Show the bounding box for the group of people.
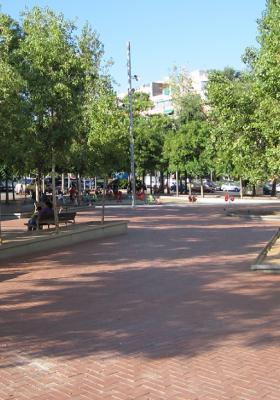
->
[27,200,54,231]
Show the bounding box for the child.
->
[27,204,42,231]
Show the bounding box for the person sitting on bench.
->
[39,200,54,219]
[27,200,54,231]
[27,203,41,231]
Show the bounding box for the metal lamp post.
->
[127,41,136,207]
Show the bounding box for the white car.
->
[221,182,240,192]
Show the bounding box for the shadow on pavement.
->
[0,205,279,367]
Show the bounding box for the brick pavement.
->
[1,204,280,399]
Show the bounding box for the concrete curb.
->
[251,228,280,273]
[0,220,128,261]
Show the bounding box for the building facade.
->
[135,70,208,115]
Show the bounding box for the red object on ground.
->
[136,192,145,201]
[189,195,197,203]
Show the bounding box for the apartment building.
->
[135,70,208,115]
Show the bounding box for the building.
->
[134,70,208,116]
[118,70,208,116]
[188,70,208,100]
[136,81,174,115]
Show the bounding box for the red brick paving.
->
[1,204,280,399]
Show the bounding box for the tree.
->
[134,113,172,191]
[0,13,29,203]
[66,23,111,201]
[253,0,280,193]
[169,65,206,123]
[164,68,210,194]
[87,87,128,221]
[163,120,211,195]
[17,7,90,225]
[207,68,266,191]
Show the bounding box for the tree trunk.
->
[37,171,42,202]
[52,149,59,232]
[0,194,2,244]
[189,178,192,196]
[35,177,39,203]
[12,179,15,201]
[200,177,204,197]
[167,173,170,194]
[240,177,243,199]
[252,184,256,197]
[101,177,106,224]
[77,173,81,205]
[61,173,65,193]
[24,176,27,203]
[150,175,153,194]
[271,178,277,196]
[159,170,164,193]
[42,175,45,194]
[5,176,9,204]
[176,170,179,197]
[35,179,38,202]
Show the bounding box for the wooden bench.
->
[25,212,76,230]
[38,212,76,229]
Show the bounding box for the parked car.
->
[170,183,185,193]
[221,182,240,192]
[213,182,222,191]
[191,183,215,193]
[262,182,280,195]
[0,180,13,192]
[203,180,221,192]
[263,183,272,195]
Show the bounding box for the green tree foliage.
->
[67,24,110,179]
[164,67,210,182]
[18,7,84,172]
[207,68,265,183]
[256,0,280,99]
[0,5,130,198]
[87,87,129,177]
[134,113,172,179]
[169,66,206,123]
[122,91,153,115]
[0,13,29,192]
[254,0,280,182]
[164,121,210,176]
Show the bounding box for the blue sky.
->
[1,0,266,92]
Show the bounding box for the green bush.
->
[118,179,128,189]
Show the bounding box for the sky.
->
[1,0,266,92]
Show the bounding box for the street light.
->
[127,41,136,207]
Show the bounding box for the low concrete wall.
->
[251,228,280,273]
[0,221,128,261]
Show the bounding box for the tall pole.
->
[127,41,136,207]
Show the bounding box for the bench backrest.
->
[58,212,76,221]
[38,212,76,222]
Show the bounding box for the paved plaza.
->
[1,203,280,399]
